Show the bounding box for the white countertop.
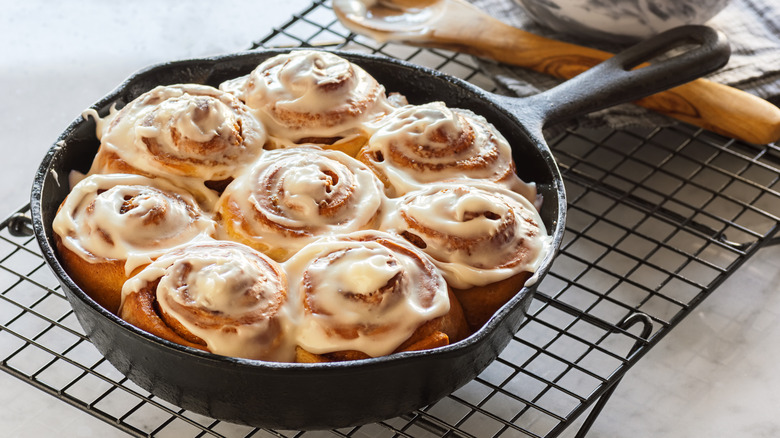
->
[1,1,778,437]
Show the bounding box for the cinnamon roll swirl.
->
[358,102,531,198]
[283,230,469,362]
[220,50,399,156]
[381,181,551,329]
[216,146,386,261]
[120,240,294,362]
[52,174,217,313]
[88,84,267,204]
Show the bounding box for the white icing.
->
[218,146,386,259]
[82,107,110,138]
[381,181,551,289]
[220,50,396,140]
[52,173,216,274]
[283,231,450,357]
[122,241,294,362]
[335,251,402,296]
[361,101,535,199]
[281,164,338,218]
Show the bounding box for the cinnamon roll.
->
[220,50,400,156]
[381,181,551,329]
[52,174,217,313]
[88,83,267,204]
[216,146,386,261]
[358,102,532,198]
[120,240,294,362]
[283,230,469,362]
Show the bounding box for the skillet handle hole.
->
[625,40,705,71]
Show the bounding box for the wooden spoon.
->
[333,0,780,144]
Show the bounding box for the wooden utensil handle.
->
[433,5,780,144]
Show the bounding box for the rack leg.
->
[574,312,653,438]
[7,212,33,237]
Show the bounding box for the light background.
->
[1,1,778,436]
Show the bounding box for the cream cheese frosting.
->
[359,101,535,199]
[283,230,451,357]
[220,50,396,142]
[88,83,267,187]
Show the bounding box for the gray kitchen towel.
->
[469,0,780,138]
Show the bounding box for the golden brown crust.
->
[56,235,129,315]
[452,271,533,331]
[120,283,208,351]
[216,198,290,261]
[91,144,236,198]
[317,133,370,158]
[90,148,141,176]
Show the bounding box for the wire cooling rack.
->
[2,1,779,436]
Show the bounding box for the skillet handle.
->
[504,25,731,129]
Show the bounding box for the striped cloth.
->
[470,0,780,137]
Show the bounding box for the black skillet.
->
[31,25,729,430]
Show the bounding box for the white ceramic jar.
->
[516,0,731,42]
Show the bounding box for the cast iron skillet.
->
[31,25,729,430]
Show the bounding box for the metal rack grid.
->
[1,1,779,436]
